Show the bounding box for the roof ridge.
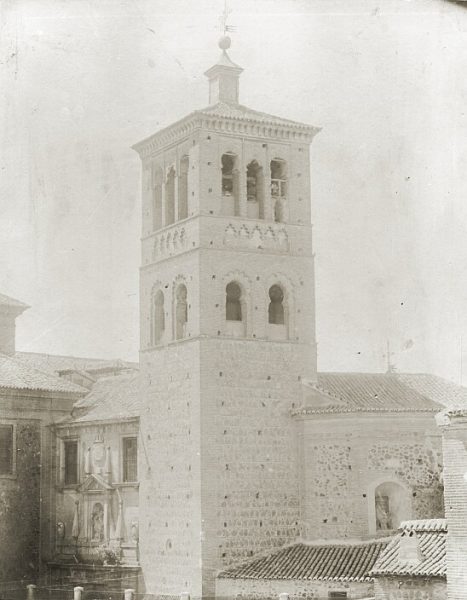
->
[16,350,136,363]
[196,101,317,129]
[0,353,87,394]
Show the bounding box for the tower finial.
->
[218,0,235,52]
[205,3,243,105]
[220,0,235,35]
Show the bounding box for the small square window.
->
[64,440,78,485]
[123,437,138,482]
[0,425,14,475]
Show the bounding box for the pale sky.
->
[1,0,466,382]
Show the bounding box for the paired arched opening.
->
[222,281,290,339]
[175,283,188,340]
[219,154,289,221]
[151,157,191,233]
[151,289,165,345]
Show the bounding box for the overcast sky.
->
[1,0,466,382]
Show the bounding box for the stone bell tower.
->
[133,37,320,599]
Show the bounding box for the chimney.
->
[0,293,29,355]
[398,530,424,563]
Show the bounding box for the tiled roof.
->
[0,353,86,394]
[196,102,316,130]
[218,541,388,582]
[133,101,319,154]
[67,372,141,423]
[396,373,467,411]
[293,372,466,415]
[0,293,29,312]
[15,352,138,378]
[370,519,446,578]
[399,519,447,532]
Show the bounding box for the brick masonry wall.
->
[216,576,374,600]
[374,577,446,600]
[439,414,467,600]
[0,419,41,585]
[200,338,315,598]
[139,341,203,598]
[298,414,444,540]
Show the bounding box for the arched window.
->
[151,289,165,345]
[175,284,187,340]
[178,157,189,220]
[374,482,410,532]
[271,159,287,223]
[221,154,239,216]
[246,160,264,219]
[165,167,176,226]
[270,159,287,197]
[226,282,242,321]
[153,167,163,231]
[268,285,285,324]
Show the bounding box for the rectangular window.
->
[0,425,13,475]
[122,437,138,482]
[64,440,78,485]
[328,593,347,600]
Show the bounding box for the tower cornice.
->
[132,103,320,160]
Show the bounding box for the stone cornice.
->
[132,109,320,160]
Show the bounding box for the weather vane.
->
[220,0,236,35]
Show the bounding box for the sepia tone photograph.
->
[1,1,466,599]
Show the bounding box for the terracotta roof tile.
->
[218,541,388,582]
[370,519,446,578]
[0,353,86,394]
[66,372,141,423]
[293,372,467,415]
[15,352,138,377]
[396,373,467,411]
[197,102,316,130]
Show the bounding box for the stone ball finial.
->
[218,35,231,50]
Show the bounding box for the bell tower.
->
[133,37,320,599]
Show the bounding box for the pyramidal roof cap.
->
[204,49,243,77]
